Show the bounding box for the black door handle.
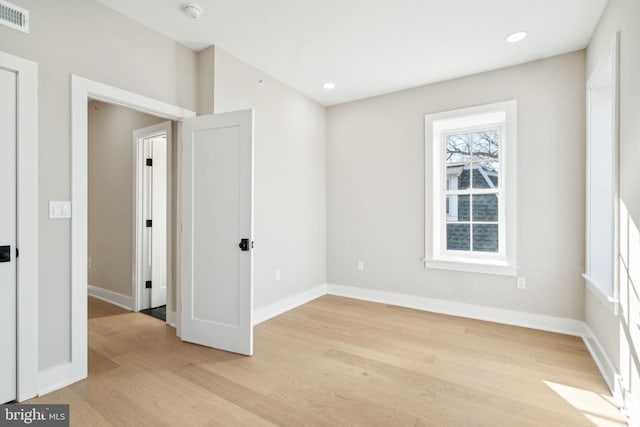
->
[0,246,10,263]
[238,239,252,251]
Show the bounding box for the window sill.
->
[582,274,619,315]
[423,257,518,277]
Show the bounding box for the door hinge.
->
[145,280,152,289]
[15,247,18,258]
[146,158,153,166]
[146,219,152,227]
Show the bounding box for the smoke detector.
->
[182,4,203,19]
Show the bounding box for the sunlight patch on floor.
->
[543,381,627,426]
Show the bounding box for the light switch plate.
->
[49,201,72,219]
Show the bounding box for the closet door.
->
[0,67,17,403]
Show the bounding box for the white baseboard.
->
[252,282,585,336]
[88,285,133,311]
[582,325,638,426]
[38,363,82,396]
[253,284,327,325]
[582,325,617,391]
[326,284,585,336]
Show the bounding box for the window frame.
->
[441,124,504,259]
[583,32,620,313]
[424,101,517,276]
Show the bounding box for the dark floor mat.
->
[140,305,166,321]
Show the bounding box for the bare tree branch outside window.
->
[446,130,499,173]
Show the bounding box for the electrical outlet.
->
[88,257,92,269]
[275,270,281,281]
[357,261,364,272]
[516,277,526,289]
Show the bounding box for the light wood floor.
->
[28,296,625,426]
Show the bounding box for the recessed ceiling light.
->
[506,31,527,43]
[323,82,336,90]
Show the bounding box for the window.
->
[584,33,619,306]
[425,101,517,276]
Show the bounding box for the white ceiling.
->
[96,0,607,106]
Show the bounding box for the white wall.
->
[88,101,167,299]
[586,0,640,419]
[212,47,327,309]
[0,0,198,371]
[327,51,586,320]
[197,47,215,115]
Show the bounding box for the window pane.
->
[457,166,470,190]
[473,224,499,252]
[447,224,470,251]
[471,129,499,162]
[446,194,469,222]
[445,131,470,190]
[472,161,499,189]
[445,166,469,190]
[472,194,498,221]
[446,134,471,163]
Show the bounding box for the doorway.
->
[71,76,197,383]
[134,121,171,321]
[88,102,174,324]
[71,75,255,390]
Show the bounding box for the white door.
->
[0,67,17,403]
[134,122,170,310]
[181,110,254,356]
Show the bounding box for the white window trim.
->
[584,32,620,315]
[424,100,517,276]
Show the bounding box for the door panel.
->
[150,135,167,308]
[193,127,241,325]
[0,67,17,403]
[134,121,170,311]
[181,110,253,356]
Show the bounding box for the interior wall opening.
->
[87,100,178,324]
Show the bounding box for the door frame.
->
[133,121,172,314]
[71,75,195,384]
[0,50,38,401]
